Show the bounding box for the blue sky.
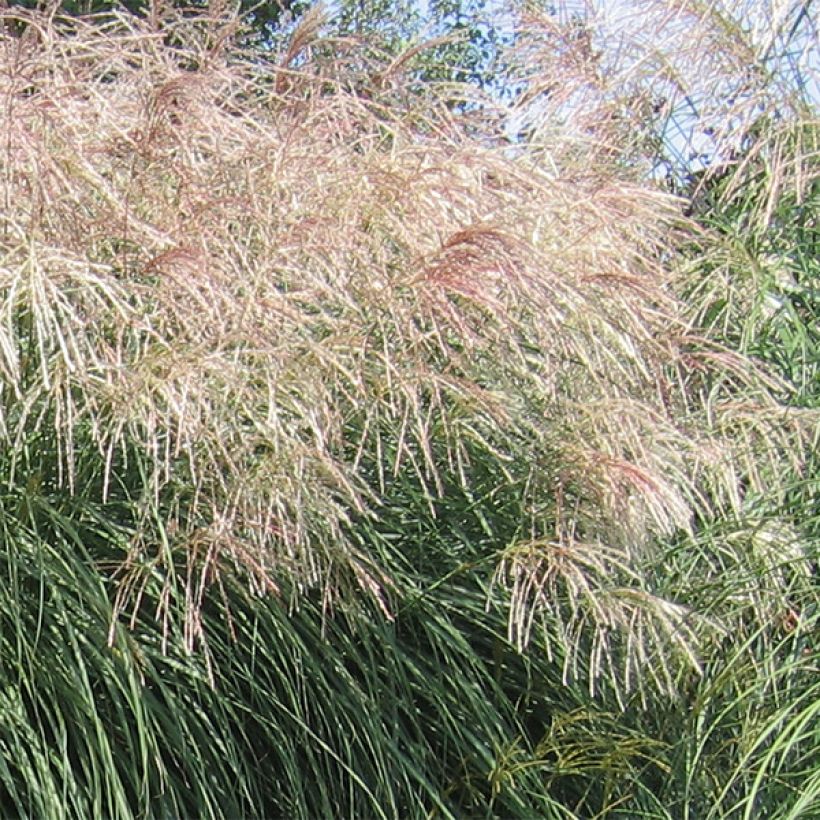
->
[317,0,817,175]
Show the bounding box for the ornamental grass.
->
[0,2,816,816]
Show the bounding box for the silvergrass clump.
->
[0,2,817,818]
[0,2,811,694]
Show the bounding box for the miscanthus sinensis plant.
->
[500,4,819,815]
[0,1,815,817]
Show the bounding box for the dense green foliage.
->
[0,1,816,818]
